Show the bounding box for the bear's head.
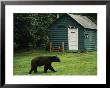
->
[49,56,61,62]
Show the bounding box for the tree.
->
[14,13,57,49]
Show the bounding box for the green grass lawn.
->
[13,49,97,75]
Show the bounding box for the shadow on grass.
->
[30,70,56,75]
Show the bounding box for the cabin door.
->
[68,28,78,50]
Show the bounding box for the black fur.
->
[29,56,60,74]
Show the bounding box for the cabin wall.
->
[48,14,97,51]
[48,15,69,50]
[48,26,68,50]
[84,29,97,51]
[78,28,85,51]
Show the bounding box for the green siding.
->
[78,28,85,51]
[49,27,68,50]
[84,29,97,51]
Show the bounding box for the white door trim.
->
[68,28,78,50]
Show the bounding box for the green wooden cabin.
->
[48,14,97,52]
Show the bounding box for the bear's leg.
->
[44,65,49,73]
[49,66,56,72]
[29,68,34,74]
[34,67,37,73]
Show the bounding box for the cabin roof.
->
[67,13,97,29]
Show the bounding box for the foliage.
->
[14,13,57,49]
[13,50,97,75]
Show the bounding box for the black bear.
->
[29,56,60,74]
